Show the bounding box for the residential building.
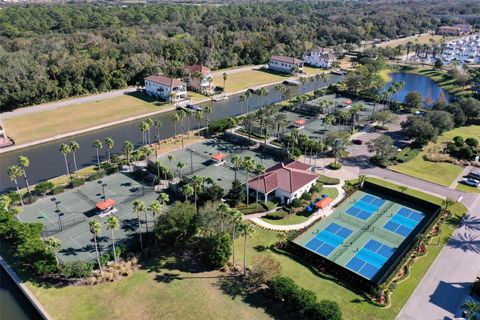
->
[268,55,303,74]
[303,47,336,68]
[144,75,187,101]
[248,160,318,204]
[183,64,215,94]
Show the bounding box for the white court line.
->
[69,234,95,259]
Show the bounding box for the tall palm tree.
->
[204,104,213,136]
[69,140,80,173]
[273,113,288,139]
[92,140,103,169]
[132,200,145,250]
[89,220,103,274]
[106,216,120,264]
[239,94,246,115]
[167,155,175,174]
[145,118,154,144]
[139,121,149,145]
[181,184,194,201]
[239,222,254,276]
[228,209,242,269]
[171,113,180,138]
[177,110,188,135]
[157,192,169,206]
[314,73,321,91]
[189,175,205,210]
[154,120,163,145]
[255,163,266,203]
[59,143,71,178]
[324,114,336,134]
[105,137,114,163]
[17,155,32,202]
[274,84,285,101]
[194,110,204,131]
[332,138,344,165]
[241,156,256,206]
[176,161,187,179]
[231,154,243,180]
[242,113,256,145]
[7,165,24,206]
[148,200,162,245]
[244,90,252,114]
[299,76,307,94]
[257,88,269,107]
[222,72,228,93]
[123,140,134,164]
[350,104,364,131]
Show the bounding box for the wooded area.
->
[0,0,478,111]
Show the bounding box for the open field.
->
[213,69,288,93]
[23,177,467,320]
[377,33,452,48]
[303,66,329,75]
[391,126,480,186]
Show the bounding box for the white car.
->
[462,177,480,187]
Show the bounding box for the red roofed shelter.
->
[248,160,318,204]
[294,119,306,128]
[211,153,227,163]
[343,99,352,105]
[96,199,116,212]
[315,197,333,209]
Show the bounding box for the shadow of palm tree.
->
[447,232,480,253]
[461,214,480,232]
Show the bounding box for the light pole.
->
[181,127,185,149]
[141,168,147,195]
[97,180,107,200]
[206,118,209,138]
[51,197,63,231]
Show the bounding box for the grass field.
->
[377,33,453,48]
[455,183,480,193]
[391,126,480,186]
[24,178,467,320]
[303,66,329,75]
[414,68,472,97]
[213,69,288,93]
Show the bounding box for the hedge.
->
[52,185,65,195]
[317,175,340,185]
[395,147,420,163]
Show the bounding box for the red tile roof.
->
[315,197,333,208]
[248,160,317,194]
[294,119,306,125]
[184,64,211,74]
[145,75,186,87]
[270,55,303,65]
[211,153,227,161]
[96,199,116,211]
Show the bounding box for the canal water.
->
[384,72,452,106]
[0,74,342,192]
[0,266,42,320]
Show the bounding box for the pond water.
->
[384,72,452,106]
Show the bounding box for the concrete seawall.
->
[0,256,52,320]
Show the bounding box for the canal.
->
[0,74,343,193]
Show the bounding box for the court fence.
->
[41,216,87,237]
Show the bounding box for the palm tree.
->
[239,94,246,115]
[231,154,243,180]
[274,84,285,101]
[59,143,71,178]
[314,73,321,91]
[157,192,169,206]
[154,120,163,145]
[241,156,256,206]
[123,140,134,164]
[145,118,154,144]
[92,140,103,170]
[132,200,145,250]
[44,236,61,266]
[148,201,162,245]
[332,138,344,165]
[257,87,269,107]
[177,110,188,135]
[69,140,80,173]
[17,155,32,202]
[169,91,177,106]
[8,165,24,206]
[255,163,266,203]
[239,222,254,276]
[324,114,336,135]
[244,90,252,114]
[204,105,213,136]
[139,121,149,145]
[105,137,114,162]
[189,175,205,210]
[167,154,175,174]
[181,184,194,201]
[273,113,288,139]
[299,76,307,94]
[171,113,180,138]
[242,113,256,145]
[176,161,187,179]
[106,216,120,264]
[228,209,242,269]
[350,104,364,131]
[89,220,103,274]
[194,110,204,131]
[222,72,228,93]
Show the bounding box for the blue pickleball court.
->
[384,207,424,237]
[345,239,395,280]
[305,223,353,257]
[345,194,386,221]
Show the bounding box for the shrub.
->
[291,198,302,208]
[292,148,302,158]
[101,162,119,175]
[208,118,231,134]
[309,183,321,193]
[268,276,297,302]
[395,147,420,163]
[453,136,464,146]
[317,175,339,185]
[300,192,311,201]
[202,231,232,268]
[60,261,94,279]
[88,169,106,181]
[52,185,65,195]
[304,300,342,320]
[264,201,277,211]
[249,254,282,287]
[328,162,342,170]
[70,177,85,188]
[465,138,479,148]
[100,252,111,267]
[265,210,288,220]
[34,181,54,196]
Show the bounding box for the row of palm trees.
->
[7,155,32,206]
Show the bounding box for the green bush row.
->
[317,175,340,185]
[395,147,420,163]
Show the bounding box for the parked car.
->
[352,139,363,145]
[462,177,480,187]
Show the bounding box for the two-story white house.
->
[268,55,304,74]
[183,64,215,95]
[248,160,318,204]
[303,47,337,68]
[144,75,188,101]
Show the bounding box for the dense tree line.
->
[1,1,479,111]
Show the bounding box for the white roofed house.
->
[144,75,187,102]
[268,55,304,74]
[303,47,337,68]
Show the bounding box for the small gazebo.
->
[211,153,227,165]
[96,199,116,214]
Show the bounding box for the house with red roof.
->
[144,75,187,101]
[248,160,318,204]
[183,64,214,94]
[268,55,304,74]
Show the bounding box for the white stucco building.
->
[248,160,318,204]
[268,55,304,74]
[183,64,215,94]
[441,34,480,65]
[303,47,336,68]
[144,75,188,101]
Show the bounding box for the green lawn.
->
[213,69,288,93]
[456,183,480,193]
[22,178,467,320]
[415,68,472,97]
[391,126,480,186]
